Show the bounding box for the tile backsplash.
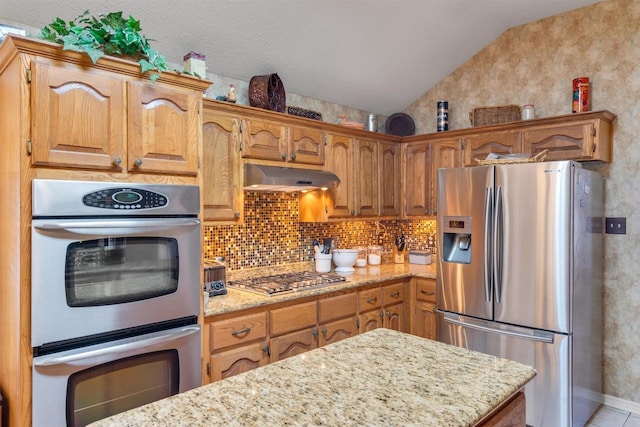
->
[203,191,436,271]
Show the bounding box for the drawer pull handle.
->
[366,297,378,304]
[231,327,251,336]
[421,290,436,295]
[390,291,400,298]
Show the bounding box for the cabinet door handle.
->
[379,311,384,318]
[134,158,143,167]
[321,328,328,335]
[421,290,436,295]
[234,211,241,218]
[231,327,251,336]
[290,153,296,161]
[366,297,378,304]
[312,328,319,337]
[390,291,400,298]
[281,153,287,160]
[113,157,122,166]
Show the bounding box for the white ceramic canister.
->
[522,104,535,120]
[315,253,332,273]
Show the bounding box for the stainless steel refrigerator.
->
[436,161,603,427]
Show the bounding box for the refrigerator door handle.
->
[441,311,554,343]
[493,186,504,303]
[484,187,494,302]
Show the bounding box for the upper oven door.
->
[31,217,201,347]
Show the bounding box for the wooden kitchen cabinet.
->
[462,130,522,166]
[207,312,269,382]
[241,118,325,165]
[201,104,244,223]
[269,301,318,362]
[353,138,379,217]
[412,278,437,341]
[403,141,431,217]
[30,59,205,175]
[318,292,358,346]
[430,139,463,216]
[378,141,402,217]
[324,134,354,218]
[358,282,406,333]
[522,118,613,162]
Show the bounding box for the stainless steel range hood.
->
[244,164,340,192]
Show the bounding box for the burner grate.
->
[228,271,346,296]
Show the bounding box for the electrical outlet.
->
[605,217,626,234]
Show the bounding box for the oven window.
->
[65,237,179,306]
[67,350,179,427]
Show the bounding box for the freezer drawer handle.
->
[442,314,554,343]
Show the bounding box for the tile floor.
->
[586,405,640,427]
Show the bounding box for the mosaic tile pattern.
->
[203,191,436,271]
[403,0,640,405]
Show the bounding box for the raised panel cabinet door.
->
[127,80,201,175]
[463,130,522,166]
[431,140,463,216]
[354,139,379,217]
[202,108,243,222]
[522,122,598,161]
[383,302,404,332]
[210,342,269,382]
[414,301,437,340]
[359,310,383,333]
[404,141,431,217]
[379,141,401,216]
[269,328,319,362]
[241,118,287,161]
[325,134,353,218]
[319,317,358,347]
[289,126,325,165]
[30,59,126,169]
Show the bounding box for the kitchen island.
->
[89,328,535,426]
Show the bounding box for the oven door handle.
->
[33,326,200,367]
[34,218,200,233]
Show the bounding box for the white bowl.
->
[332,249,358,272]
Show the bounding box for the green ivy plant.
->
[40,10,167,82]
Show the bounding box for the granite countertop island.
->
[89,328,536,427]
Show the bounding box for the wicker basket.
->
[475,149,548,166]
[469,105,522,127]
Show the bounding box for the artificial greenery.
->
[40,10,167,82]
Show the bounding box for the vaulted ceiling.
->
[1,0,600,115]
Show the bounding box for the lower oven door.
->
[32,323,201,427]
[31,217,200,347]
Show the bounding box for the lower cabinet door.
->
[383,302,405,332]
[210,342,269,382]
[414,301,437,340]
[319,317,358,347]
[359,310,384,333]
[269,328,318,362]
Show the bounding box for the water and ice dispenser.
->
[441,216,472,264]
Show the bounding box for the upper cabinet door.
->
[30,60,126,170]
[201,107,244,223]
[378,141,401,217]
[522,120,610,162]
[325,134,353,218]
[127,80,201,175]
[404,141,431,217]
[463,130,522,166]
[288,126,325,165]
[354,138,378,217]
[241,118,287,161]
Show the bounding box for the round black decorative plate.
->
[385,113,415,136]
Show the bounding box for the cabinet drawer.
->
[210,312,268,351]
[270,301,317,336]
[383,282,404,304]
[415,279,436,303]
[318,292,357,324]
[359,287,383,311]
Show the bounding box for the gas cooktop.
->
[227,271,347,296]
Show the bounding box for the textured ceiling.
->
[1,0,599,115]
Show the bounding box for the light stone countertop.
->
[89,328,536,427]
[205,262,437,317]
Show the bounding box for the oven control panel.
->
[83,188,168,210]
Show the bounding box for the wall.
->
[404,0,640,407]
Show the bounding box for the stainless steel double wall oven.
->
[31,179,202,427]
